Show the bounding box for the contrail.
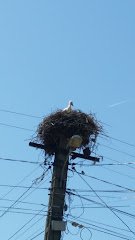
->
[109,100,128,108]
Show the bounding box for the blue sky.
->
[0,1,135,240]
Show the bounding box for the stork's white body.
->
[63,101,73,113]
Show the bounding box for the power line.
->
[67,217,135,240]
[76,171,135,237]
[0,183,34,218]
[0,166,40,203]
[30,230,44,240]
[0,209,46,216]
[0,167,50,218]
[68,188,130,193]
[0,205,47,212]
[101,134,135,148]
[13,213,45,240]
[0,122,33,132]
[0,109,42,119]
[74,162,135,166]
[101,143,135,159]
[6,170,50,240]
[79,172,135,192]
[0,184,49,190]
[71,216,132,233]
[103,155,135,172]
[7,207,46,240]
[101,165,135,181]
[0,198,46,207]
[24,227,44,240]
[68,191,135,220]
[0,157,40,164]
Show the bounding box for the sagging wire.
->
[75,170,135,237]
[29,230,44,240]
[33,165,51,185]
[13,212,46,240]
[67,220,92,240]
[69,189,85,220]
[66,222,80,236]
[7,167,51,240]
[32,154,52,185]
[101,165,135,181]
[24,227,44,240]
[70,192,135,220]
[0,167,50,219]
[78,172,135,192]
[70,215,132,233]
[7,207,46,240]
[101,143,135,159]
[80,227,93,240]
[67,216,135,240]
[0,166,40,204]
[20,169,51,203]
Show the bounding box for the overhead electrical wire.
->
[7,207,46,240]
[0,122,33,132]
[72,216,133,233]
[101,165,135,181]
[0,206,47,214]
[69,193,135,240]
[0,182,35,218]
[0,198,47,207]
[0,109,42,119]
[0,209,46,216]
[6,170,51,240]
[75,162,135,166]
[24,227,44,240]
[0,166,40,203]
[67,217,135,240]
[0,184,49,190]
[101,143,135,159]
[0,167,50,218]
[75,170,135,237]
[67,191,135,220]
[103,155,135,172]
[100,133,135,148]
[70,205,129,209]
[68,188,130,193]
[13,214,45,240]
[0,157,40,164]
[29,230,44,240]
[77,172,135,192]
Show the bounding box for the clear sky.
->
[0,1,135,240]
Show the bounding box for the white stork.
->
[63,100,73,113]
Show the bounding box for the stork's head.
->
[69,100,73,106]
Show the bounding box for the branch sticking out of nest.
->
[36,110,102,155]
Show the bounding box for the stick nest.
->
[36,110,102,155]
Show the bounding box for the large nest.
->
[36,110,102,155]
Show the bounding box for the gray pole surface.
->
[44,140,69,240]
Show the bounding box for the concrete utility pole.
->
[44,147,69,240]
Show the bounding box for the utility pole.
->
[29,105,101,240]
[29,140,70,240]
[44,138,69,240]
[29,141,100,240]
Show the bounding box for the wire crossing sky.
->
[0,1,135,240]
